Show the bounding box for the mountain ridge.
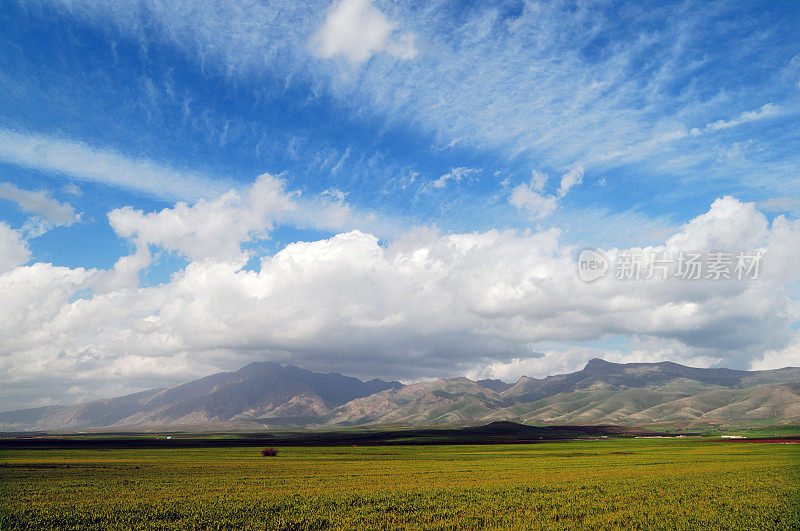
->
[2,358,799,432]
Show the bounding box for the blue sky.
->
[1,0,800,409]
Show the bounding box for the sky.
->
[1,0,800,410]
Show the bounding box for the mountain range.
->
[2,359,799,432]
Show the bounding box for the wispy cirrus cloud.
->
[31,0,799,200]
[701,103,779,134]
[0,129,228,202]
[431,167,480,189]
[595,103,782,164]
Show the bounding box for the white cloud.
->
[666,196,769,252]
[0,182,78,226]
[0,129,227,202]
[0,223,30,273]
[557,166,584,198]
[0,182,80,237]
[597,104,781,165]
[310,0,417,65]
[467,337,724,382]
[700,103,778,133]
[318,187,349,202]
[108,173,295,263]
[759,197,800,216]
[510,167,582,220]
[509,183,557,220]
[431,167,479,189]
[528,170,548,193]
[752,332,800,371]
[93,244,153,292]
[63,183,82,196]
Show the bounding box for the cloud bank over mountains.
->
[1,176,799,411]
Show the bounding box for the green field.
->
[1,439,798,530]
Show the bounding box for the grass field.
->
[1,438,799,530]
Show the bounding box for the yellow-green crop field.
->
[1,439,798,530]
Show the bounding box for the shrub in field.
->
[261,448,278,457]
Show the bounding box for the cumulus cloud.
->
[466,337,723,383]
[0,223,30,273]
[108,173,295,263]
[0,182,80,237]
[509,182,557,220]
[310,0,417,65]
[1,193,800,410]
[666,196,769,252]
[0,182,78,226]
[752,332,800,371]
[510,167,582,219]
